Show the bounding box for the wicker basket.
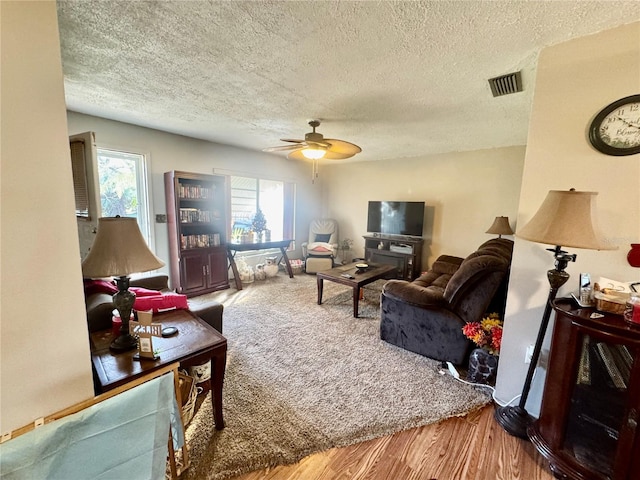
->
[178,372,197,426]
[594,286,629,316]
[284,259,305,275]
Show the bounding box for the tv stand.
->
[363,235,423,280]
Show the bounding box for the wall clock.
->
[588,94,640,156]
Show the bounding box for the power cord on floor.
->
[439,361,522,407]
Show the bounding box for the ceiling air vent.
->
[488,71,523,97]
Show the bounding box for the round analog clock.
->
[589,94,640,156]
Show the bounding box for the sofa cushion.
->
[382,280,446,308]
[444,253,509,304]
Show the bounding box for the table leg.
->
[317,277,324,304]
[280,247,294,278]
[352,287,360,317]
[226,247,242,290]
[210,347,227,430]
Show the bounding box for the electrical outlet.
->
[155,214,167,223]
[525,344,534,364]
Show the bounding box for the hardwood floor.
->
[230,405,553,480]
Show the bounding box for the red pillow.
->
[83,279,118,296]
[134,293,188,313]
[310,245,331,252]
[130,287,163,297]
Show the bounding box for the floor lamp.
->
[494,189,615,439]
[82,217,165,351]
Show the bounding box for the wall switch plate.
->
[155,214,167,223]
[525,344,534,364]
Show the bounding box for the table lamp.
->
[82,217,165,351]
[485,216,514,238]
[494,189,615,439]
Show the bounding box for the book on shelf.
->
[577,336,591,385]
[180,233,221,249]
[179,208,212,223]
[178,184,215,199]
[594,342,628,390]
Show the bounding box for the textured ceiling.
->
[57,1,640,162]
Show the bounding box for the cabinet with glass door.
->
[529,299,640,480]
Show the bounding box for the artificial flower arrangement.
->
[462,313,503,356]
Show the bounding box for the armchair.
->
[380,238,513,364]
[301,218,338,273]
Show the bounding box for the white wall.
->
[1,1,94,433]
[496,22,640,416]
[322,146,526,269]
[66,112,325,282]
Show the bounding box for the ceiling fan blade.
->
[324,150,355,160]
[280,138,305,143]
[263,144,302,152]
[324,139,362,156]
[287,149,353,161]
[305,140,331,148]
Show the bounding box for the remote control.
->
[341,273,355,279]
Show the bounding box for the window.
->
[96,148,152,245]
[230,176,295,243]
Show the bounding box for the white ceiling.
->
[57,1,640,163]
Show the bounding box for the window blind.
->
[70,140,89,218]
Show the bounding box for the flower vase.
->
[467,348,498,385]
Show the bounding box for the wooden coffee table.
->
[317,262,397,317]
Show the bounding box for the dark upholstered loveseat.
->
[380,238,513,365]
[85,274,223,334]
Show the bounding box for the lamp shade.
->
[517,189,615,250]
[82,217,165,278]
[301,146,327,160]
[486,216,514,236]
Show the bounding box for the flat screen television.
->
[366,201,425,237]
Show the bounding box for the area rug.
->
[183,274,491,479]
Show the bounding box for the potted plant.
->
[251,209,267,242]
[462,313,503,384]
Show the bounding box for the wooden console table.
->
[226,239,293,290]
[363,235,423,280]
[90,309,227,430]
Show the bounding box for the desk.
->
[226,239,293,290]
[91,309,227,430]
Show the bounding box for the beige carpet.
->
[183,274,490,479]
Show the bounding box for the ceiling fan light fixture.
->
[301,146,327,160]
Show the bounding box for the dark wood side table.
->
[317,262,396,317]
[226,239,293,290]
[91,309,227,430]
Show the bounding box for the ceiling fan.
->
[263,120,362,162]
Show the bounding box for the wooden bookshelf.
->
[165,171,230,297]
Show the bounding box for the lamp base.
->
[494,405,533,440]
[110,332,138,352]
